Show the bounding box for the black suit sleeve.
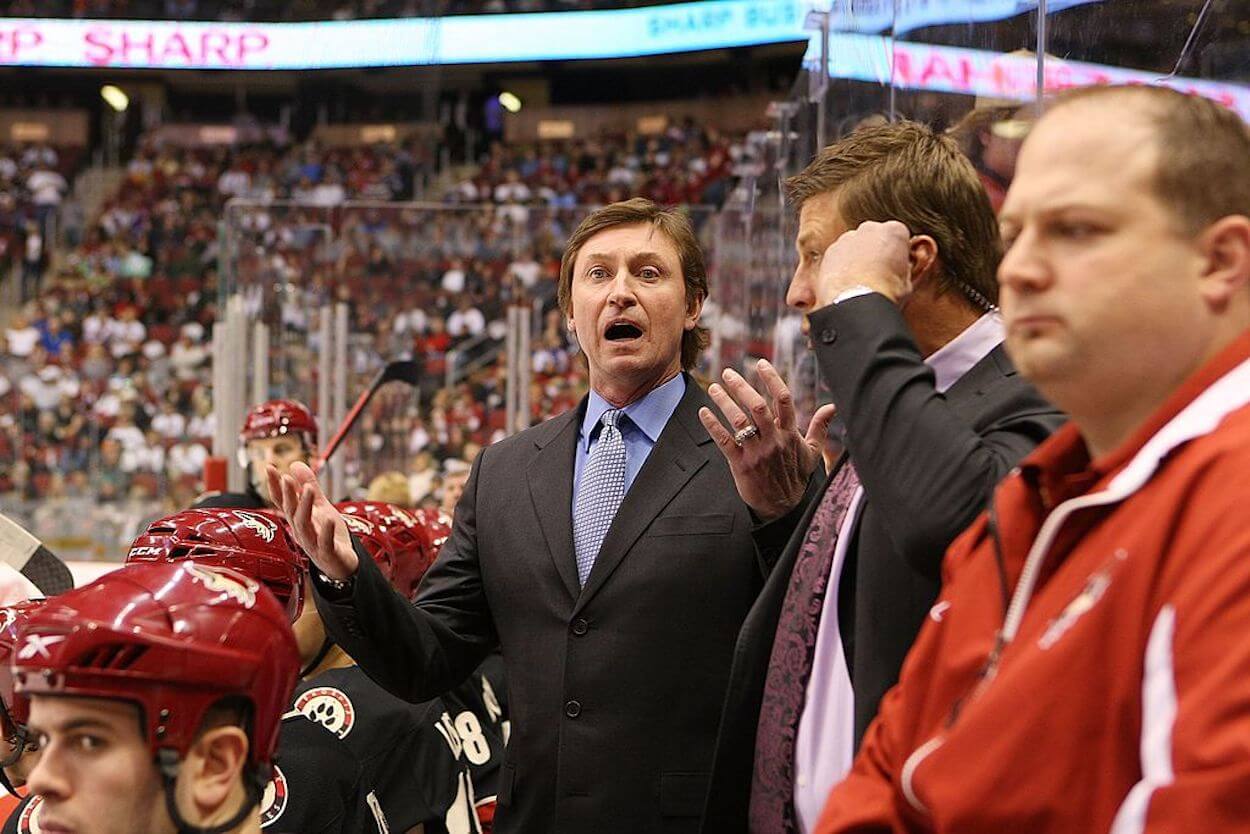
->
[750,465,826,575]
[808,295,1064,580]
[313,449,499,702]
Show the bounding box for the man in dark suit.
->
[268,198,765,834]
[698,122,1066,834]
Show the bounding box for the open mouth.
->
[604,321,644,342]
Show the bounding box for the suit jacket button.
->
[571,618,589,636]
[820,327,837,344]
[564,700,582,718]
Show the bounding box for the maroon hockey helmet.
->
[239,399,318,449]
[127,508,307,622]
[413,507,453,559]
[13,561,300,773]
[336,501,436,600]
[0,599,47,740]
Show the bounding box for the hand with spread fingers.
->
[266,461,360,581]
[698,359,838,523]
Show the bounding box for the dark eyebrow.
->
[30,717,115,737]
[626,252,673,269]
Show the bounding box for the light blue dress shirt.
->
[572,373,686,512]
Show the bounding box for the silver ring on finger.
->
[733,424,760,446]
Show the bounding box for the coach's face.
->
[997,101,1213,407]
[569,223,702,403]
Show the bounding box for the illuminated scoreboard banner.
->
[0,0,1098,70]
[0,2,807,69]
[0,0,1244,121]
[815,35,1250,123]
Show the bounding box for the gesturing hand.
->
[698,359,837,523]
[267,462,360,581]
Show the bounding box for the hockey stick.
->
[0,513,75,595]
[311,360,423,473]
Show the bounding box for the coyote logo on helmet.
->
[260,765,290,827]
[294,686,357,739]
[341,514,375,536]
[390,507,420,528]
[186,564,258,609]
[233,510,277,543]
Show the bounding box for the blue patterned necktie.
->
[573,409,628,587]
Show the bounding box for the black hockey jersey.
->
[266,710,388,834]
[292,665,480,834]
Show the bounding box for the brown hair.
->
[558,198,710,370]
[1049,85,1250,235]
[785,120,1001,308]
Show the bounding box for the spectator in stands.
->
[107,306,147,358]
[170,322,210,381]
[439,458,470,515]
[442,257,468,293]
[366,470,413,505]
[151,395,187,440]
[447,296,486,341]
[4,314,39,360]
[20,221,43,303]
[26,161,67,232]
[96,437,129,502]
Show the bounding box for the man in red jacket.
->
[815,85,1250,833]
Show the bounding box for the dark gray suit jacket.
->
[701,296,1066,833]
[314,376,764,834]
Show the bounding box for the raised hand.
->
[267,461,360,581]
[698,359,837,522]
[815,219,914,307]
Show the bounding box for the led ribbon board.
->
[0,0,1243,120]
[0,0,1097,70]
[812,35,1250,122]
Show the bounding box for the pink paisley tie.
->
[749,461,862,834]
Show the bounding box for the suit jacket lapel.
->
[527,406,583,602]
[574,378,711,614]
[943,344,1014,405]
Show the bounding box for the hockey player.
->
[126,508,387,834]
[0,600,46,833]
[339,502,506,829]
[196,400,319,511]
[11,561,299,834]
[291,500,479,834]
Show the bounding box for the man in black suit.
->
[268,198,765,834]
[698,122,1066,834]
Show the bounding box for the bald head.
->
[1043,86,1250,234]
[997,84,1250,457]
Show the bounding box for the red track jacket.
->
[815,331,1250,834]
